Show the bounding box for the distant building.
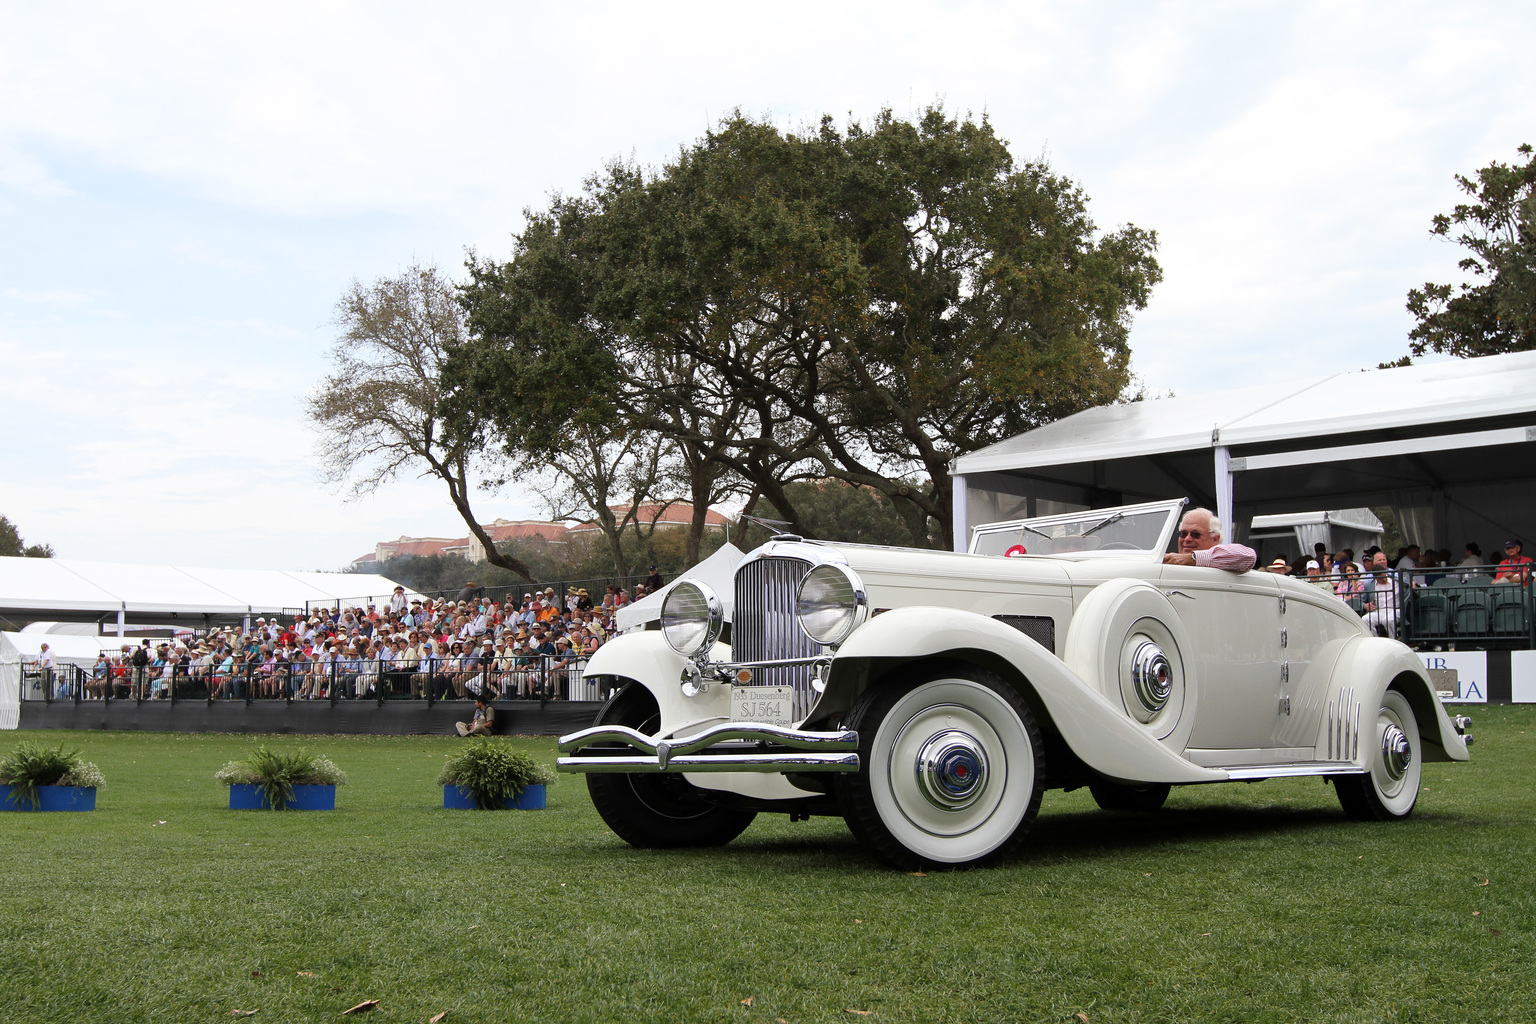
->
[441,519,570,561]
[353,506,729,569]
[566,503,731,536]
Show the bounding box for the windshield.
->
[969,499,1186,559]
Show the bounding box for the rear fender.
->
[820,606,1227,785]
[1321,636,1470,763]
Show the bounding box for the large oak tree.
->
[451,108,1162,549]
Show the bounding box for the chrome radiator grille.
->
[733,555,827,721]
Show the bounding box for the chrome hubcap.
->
[1130,640,1173,713]
[1381,724,1412,781]
[914,730,989,810]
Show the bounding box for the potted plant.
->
[215,745,347,810]
[0,741,104,812]
[437,739,555,810]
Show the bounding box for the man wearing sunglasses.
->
[1162,507,1257,572]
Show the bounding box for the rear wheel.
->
[585,685,757,848]
[1088,780,1171,812]
[1333,689,1422,821]
[835,664,1043,870]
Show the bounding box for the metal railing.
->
[1301,563,1534,650]
[16,656,610,706]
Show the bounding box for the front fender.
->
[581,631,734,734]
[823,606,1228,785]
[581,631,811,800]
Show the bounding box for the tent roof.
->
[0,557,417,625]
[954,350,1536,475]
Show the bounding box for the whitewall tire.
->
[1333,689,1422,821]
[836,664,1043,870]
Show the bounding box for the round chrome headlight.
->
[660,581,724,658]
[796,563,868,646]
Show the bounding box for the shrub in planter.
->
[0,741,105,811]
[215,746,347,811]
[436,739,556,810]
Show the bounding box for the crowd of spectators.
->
[55,577,666,704]
[1257,538,1531,637]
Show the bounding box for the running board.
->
[1222,762,1365,780]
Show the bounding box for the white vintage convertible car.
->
[558,500,1472,869]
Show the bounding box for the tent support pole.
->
[117,607,125,639]
[951,471,969,553]
[1214,446,1234,538]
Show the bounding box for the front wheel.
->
[835,664,1044,870]
[586,685,757,848]
[1333,689,1422,821]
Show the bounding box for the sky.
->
[2,1,1532,571]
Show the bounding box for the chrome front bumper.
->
[556,721,861,774]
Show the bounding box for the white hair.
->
[1186,507,1224,541]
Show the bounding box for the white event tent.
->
[0,556,417,632]
[0,631,111,727]
[951,351,1536,554]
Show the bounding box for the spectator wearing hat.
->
[536,590,559,623]
[1495,539,1532,584]
[1304,560,1338,597]
[545,635,577,700]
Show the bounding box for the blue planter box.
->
[443,783,546,810]
[228,783,337,810]
[0,785,97,812]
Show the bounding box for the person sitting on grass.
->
[455,693,495,737]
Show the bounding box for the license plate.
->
[732,685,796,727]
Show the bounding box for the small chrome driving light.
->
[660,580,724,658]
[796,563,868,647]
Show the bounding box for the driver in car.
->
[1162,508,1257,572]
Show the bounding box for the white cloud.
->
[1,0,1534,567]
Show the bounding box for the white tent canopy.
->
[0,556,417,630]
[1,631,110,728]
[951,351,1536,555]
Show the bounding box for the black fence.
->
[1309,563,1533,650]
[16,655,611,708]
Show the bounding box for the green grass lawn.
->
[0,706,1529,1024]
